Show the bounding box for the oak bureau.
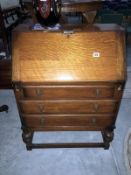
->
[12,24,126,150]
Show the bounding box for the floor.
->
[0,35,131,175]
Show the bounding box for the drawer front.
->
[22,85,115,99]
[19,100,118,114]
[22,114,114,129]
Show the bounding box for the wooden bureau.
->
[12,24,126,150]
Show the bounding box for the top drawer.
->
[22,85,115,99]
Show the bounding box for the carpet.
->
[124,127,131,175]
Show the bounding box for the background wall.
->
[0,0,19,9]
[0,0,104,9]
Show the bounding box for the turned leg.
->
[22,130,34,150]
[102,130,114,150]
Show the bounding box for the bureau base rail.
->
[22,130,113,150]
[26,142,106,150]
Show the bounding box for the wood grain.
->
[61,1,102,13]
[22,113,114,130]
[12,24,126,149]
[22,85,115,99]
[12,24,126,83]
[19,99,118,114]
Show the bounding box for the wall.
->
[0,0,19,9]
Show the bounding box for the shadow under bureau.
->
[12,24,126,150]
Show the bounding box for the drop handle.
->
[117,85,122,91]
[36,89,43,96]
[91,117,97,124]
[95,88,101,97]
[92,103,99,112]
[38,104,45,113]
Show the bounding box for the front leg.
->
[102,130,114,149]
[22,129,34,150]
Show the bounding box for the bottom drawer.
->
[22,114,115,131]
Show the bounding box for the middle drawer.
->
[19,100,118,114]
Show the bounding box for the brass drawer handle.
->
[91,117,97,124]
[36,89,43,96]
[40,117,45,126]
[95,88,101,97]
[117,85,122,91]
[38,104,45,113]
[92,103,99,112]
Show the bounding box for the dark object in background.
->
[32,0,61,26]
[0,59,12,89]
[0,105,8,113]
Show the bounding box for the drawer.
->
[22,114,114,130]
[22,85,115,99]
[19,100,118,114]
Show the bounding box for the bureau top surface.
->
[12,24,126,83]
